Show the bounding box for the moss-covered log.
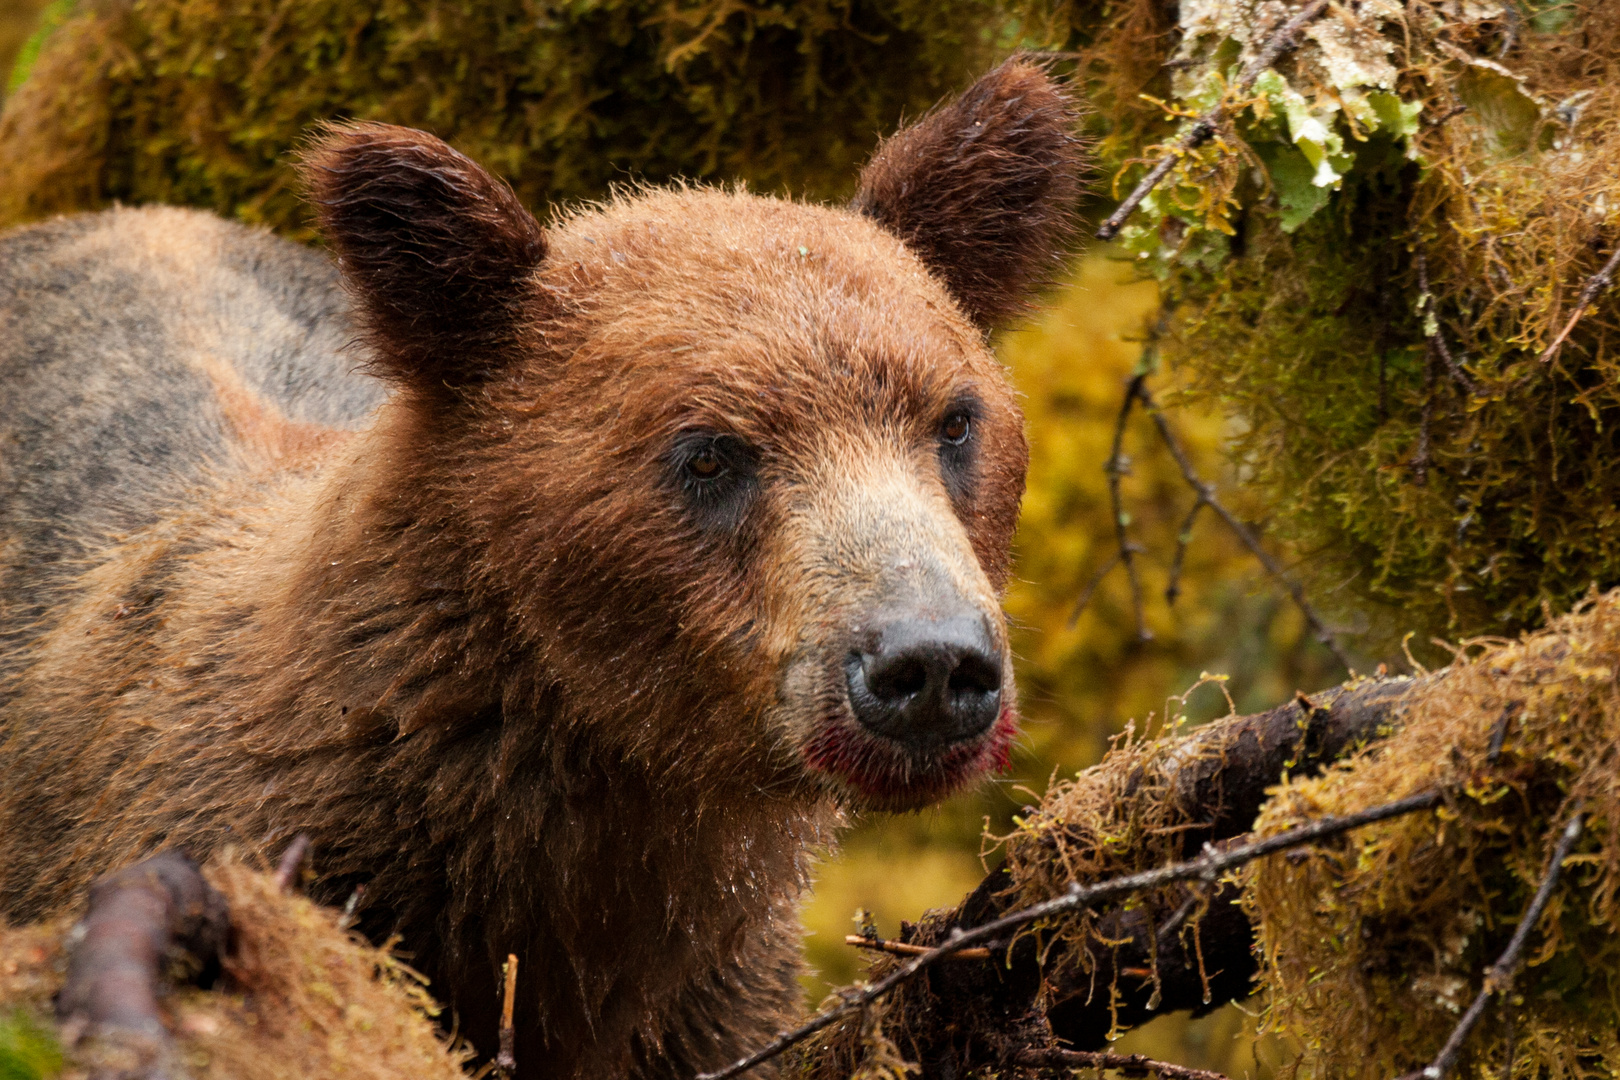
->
[806,592,1620,1079]
[796,672,1425,1075]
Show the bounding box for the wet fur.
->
[0,60,1081,1078]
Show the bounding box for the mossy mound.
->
[1248,590,1620,1078]
[0,0,1034,238]
[0,856,471,1079]
[1078,0,1620,647]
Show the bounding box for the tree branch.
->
[1539,241,1620,364]
[56,850,230,1080]
[1136,383,1352,671]
[1013,1048,1232,1080]
[696,787,1442,1080]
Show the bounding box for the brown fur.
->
[0,60,1082,1077]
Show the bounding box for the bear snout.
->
[843,614,1003,752]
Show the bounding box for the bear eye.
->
[941,411,972,445]
[670,431,759,533]
[687,448,724,480]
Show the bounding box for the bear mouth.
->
[799,699,1017,811]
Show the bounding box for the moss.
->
[1248,590,1620,1079]
[0,1012,62,1080]
[969,589,1620,1080]
[1072,0,1620,650]
[0,0,1043,238]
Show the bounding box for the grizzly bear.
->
[0,60,1080,1077]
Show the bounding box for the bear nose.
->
[845,616,1003,751]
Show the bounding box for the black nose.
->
[845,616,1003,751]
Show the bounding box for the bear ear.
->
[301,122,549,394]
[851,59,1087,329]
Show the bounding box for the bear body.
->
[0,62,1080,1077]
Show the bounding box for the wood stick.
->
[496,953,519,1077]
[844,935,991,961]
[1014,1048,1233,1080]
[273,833,312,893]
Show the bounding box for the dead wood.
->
[57,849,230,1080]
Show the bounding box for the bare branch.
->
[1396,809,1585,1080]
[1539,242,1620,364]
[1415,252,1479,396]
[1165,496,1205,606]
[1013,1048,1232,1080]
[1094,0,1332,241]
[1136,385,1353,671]
[845,934,992,961]
[694,788,1442,1080]
[1068,547,1126,627]
[1106,373,1152,641]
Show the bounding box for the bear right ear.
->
[301,122,549,395]
[851,59,1086,329]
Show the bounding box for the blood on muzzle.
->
[844,613,1003,752]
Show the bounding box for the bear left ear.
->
[301,122,549,395]
[851,59,1087,329]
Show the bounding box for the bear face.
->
[303,60,1078,814]
[486,192,1028,811]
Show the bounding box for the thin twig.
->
[1486,703,1518,764]
[1014,1048,1232,1080]
[1396,808,1584,1080]
[1414,346,1435,486]
[1095,0,1331,240]
[1107,373,1152,641]
[1136,386,1353,671]
[1415,252,1479,396]
[694,788,1442,1080]
[844,935,992,961]
[274,833,312,893]
[496,953,519,1077]
[1165,497,1206,606]
[1496,1,1521,58]
[1539,242,1620,364]
[1068,548,1126,627]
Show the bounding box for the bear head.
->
[301,59,1084,813]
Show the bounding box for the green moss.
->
[0,1013,61,1080]
[1074,0,1620,649]
[0,0,1042,237]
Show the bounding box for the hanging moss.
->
[1068,0,1620,649]
[0,0,1037,238]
